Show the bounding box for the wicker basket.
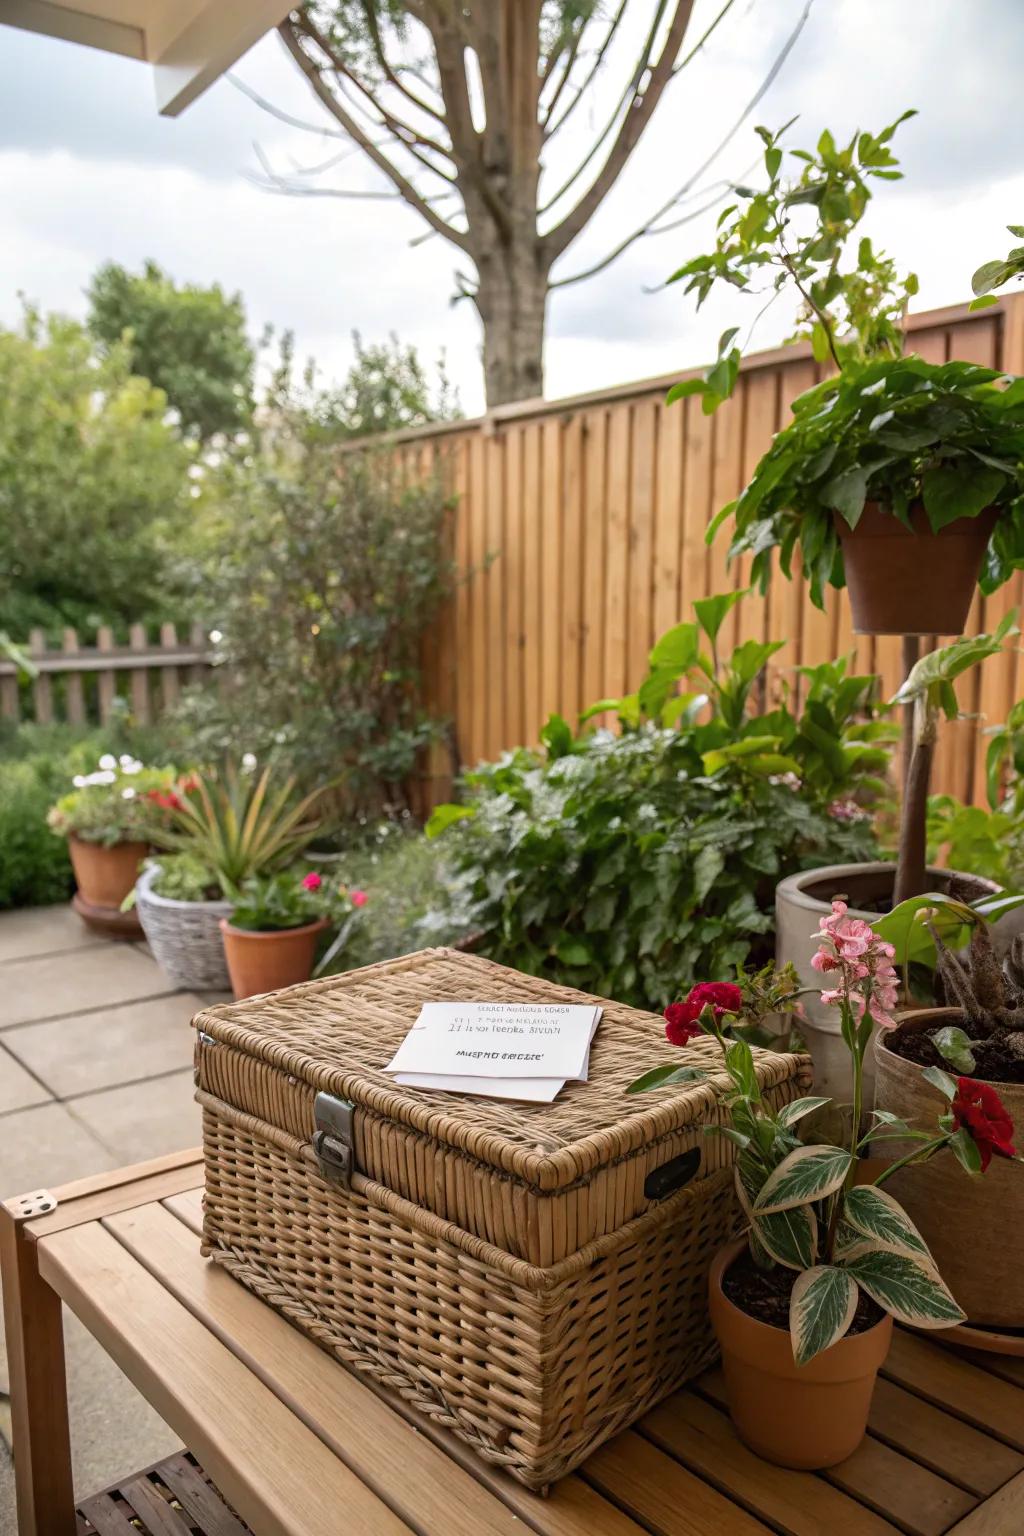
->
[136,863,233,992]
[195,947,810,1487]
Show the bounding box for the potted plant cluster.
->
[874,914,1024,1335]
[47,755,178,937]
[134,759,325,991]
[629,902,1018,1466]
[220,868,367,1000]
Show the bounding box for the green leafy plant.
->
[228,867,365,937]
[971,224,1024,309]
[148,854,223,904]
[627,906,1021,1363]
[427,601,886,1009]
[146,761,325,895]
[47,756,178,846]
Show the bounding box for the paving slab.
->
[0,945,168,1030]
[68,1069,201,1166]
[6,993,202,1099]
[0,904,103,964]
[0,1101,116,1200]
[0,1042,51,1116]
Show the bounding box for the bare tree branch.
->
[550,0,815,287]
[277,20,469,250]
[544,0,697,259]
[359,0,448,128]
[543,0,628,137]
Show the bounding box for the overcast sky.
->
[1,0,1022,415]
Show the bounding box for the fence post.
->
[28,630,53,724]
[62,629,85,725]
[160,622,180,713]
[128,623,150,724]
[96,627,116,723]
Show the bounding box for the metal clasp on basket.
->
[312,1092,356,1187]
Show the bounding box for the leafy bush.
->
[185,444,455,821]
[429,599,889,1010]
[0,308,193,634]
[47,756,178,846]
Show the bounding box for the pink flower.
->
[351,888,368,908]
[812,899,899,1030]
[301,872,322,892]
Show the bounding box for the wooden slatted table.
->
[2,1149,1023,1536]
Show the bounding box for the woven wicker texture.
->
[194,947,810,1263]
[200,1098,737,1489]
[137,863,233,991]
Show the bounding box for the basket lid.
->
[193,947,806,1192]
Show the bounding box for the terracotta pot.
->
[834,500,999,636]
[709,1238,893,1469]
[775,862,999,1102]
[874,1010,1024,1328]
[68,836,148,910]
[219,918,328,1001]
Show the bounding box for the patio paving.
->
[0,903,225,1534]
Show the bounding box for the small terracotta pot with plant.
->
[47,755,178,935]
[629,905,1017,1468]
[220,869,367,1001]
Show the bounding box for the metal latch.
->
[313,1092,356,1187]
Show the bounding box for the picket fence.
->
[0,623,211,726]
[379,295,1024,812]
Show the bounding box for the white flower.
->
[121,787,136,800]
[122,758,142,775]
[209,629,223,644]
[72,775,86,789]
[98,754,117,771]
[241,752,257,771]
[95,770,116,786]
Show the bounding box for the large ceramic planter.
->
[874,1009,1024,1329]
[219,918,328,1001]
[776,862,999,1101]
[709,1238,893,1468]
[135,863,233,991]
[69,835,147,909]
[834,500,998,635]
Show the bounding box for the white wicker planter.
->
[136,863,233,991]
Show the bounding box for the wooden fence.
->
[0,623,211,727]
[384,295,1024,811]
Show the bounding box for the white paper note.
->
[384,1001,600,1080]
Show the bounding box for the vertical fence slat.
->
[484,431,507,759]
[652,395,684,639]
[502,427,525,748]
[561,413,585,724]
[63,628,85,724]
[96,626,116,723]
[628,399,656,682]
[521,424,543,743]
[581,409,608,714]
[159,622,180,713]
[0,664,18,722]
[188,622,206,688]
[129,623,150,724]
[540,418,562,729]
[604,405,631,701]
[29,630,52,724]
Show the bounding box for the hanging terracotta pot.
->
[874,1010,1024,1331]
[219,918,328,1001]
[68,836,147,909]
[834,501,999,636]
[708,1238,893,1469]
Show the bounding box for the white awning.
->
[0,0,292,114]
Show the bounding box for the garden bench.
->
[2,1149,1023,1536]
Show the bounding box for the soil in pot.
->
[835,500,999,636]
[69,837,148,911]
[874,1012,1024,1329]
[220,918,328,1001]
[709,1238,893,1469]
[723,1248,884,1334]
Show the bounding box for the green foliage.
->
[429,603,884,1009]
[970,223,1024,309]
[891,610,1019,719]
[186,438,455,819]
[301,331,460,440]
[0,309,193,634]
[669,112,918,406]
[719,358,1024,609]
[228,868,358,934]
[47,757,178,846]
[87,260,254,442]
[149,853,222,904]
[148,762,325,895]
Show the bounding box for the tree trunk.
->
[474,244,548,406]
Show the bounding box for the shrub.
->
[428,600,889,1010]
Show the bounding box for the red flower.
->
[351,888,368,908]
[301,871,322,892]
[664,982,743,1048]
[687,982,743,1017]
[664,1001,703,1046]
[952,1077,1018,1173]
[178,774,200,795]
[146,789,182,811]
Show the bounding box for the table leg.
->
[0,1192,76,1536]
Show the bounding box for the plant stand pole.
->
[900,634,920,797]
[893,692,937,906]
